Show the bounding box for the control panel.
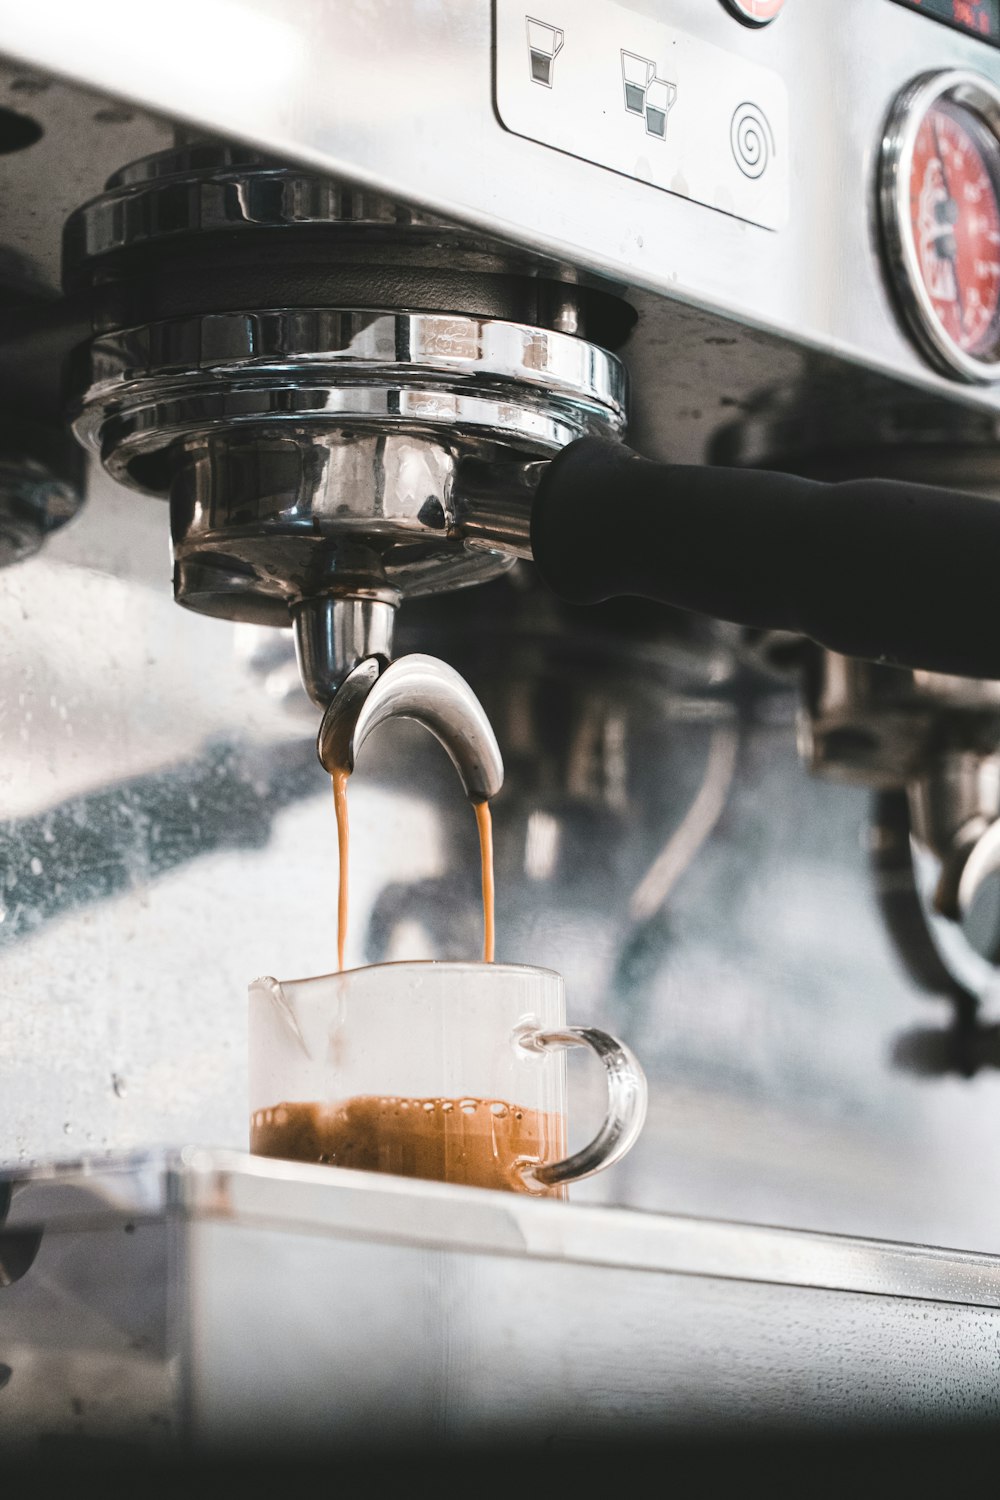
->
[498,1,1000,387]
[496,0,789,231]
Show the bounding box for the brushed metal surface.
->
[185,1224,1000,1445]
[179,1149,1000,1309]
[6,1153,1000,1449]
[0,0,996,405]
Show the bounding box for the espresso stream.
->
[332,766,350,972]
[331,768,495,970]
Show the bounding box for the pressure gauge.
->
[721,0,785,24]
[880,71,1000,382]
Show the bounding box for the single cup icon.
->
[644,78,677,140]
[527,19,564,88]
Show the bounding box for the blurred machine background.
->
[2,0,1000,1329]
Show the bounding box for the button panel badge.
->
[496,0,789,232]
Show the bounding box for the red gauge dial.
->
[909,101,1000,357]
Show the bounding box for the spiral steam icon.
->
[730,102,773,180]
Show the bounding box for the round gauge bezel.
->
[720,0,785,26]
[880,69,1000,384]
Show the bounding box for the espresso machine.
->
[8,0,1000,1466]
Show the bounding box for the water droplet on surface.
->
[62,1122,72,1135]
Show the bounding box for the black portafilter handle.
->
[527,437,1000,680]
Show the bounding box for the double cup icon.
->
[527,18,564,88]
[621,51,677,141]
[524,26,676,144]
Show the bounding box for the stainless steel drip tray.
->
[3,1149,1000,1451]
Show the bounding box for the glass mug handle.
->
[515,1025,648,1188]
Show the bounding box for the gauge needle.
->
[931,116,966,331]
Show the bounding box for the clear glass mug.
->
[249,961,647,1198]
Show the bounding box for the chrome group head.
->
[64,144,628,705]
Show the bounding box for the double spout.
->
[316,653,504,804]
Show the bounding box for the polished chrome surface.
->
[906,833,1000,1008]
[0,11,991,479]
[317,653,504,803]
[64,141,628,702]
[292,596,396,706]
[524,1025,648,1187]
[957,815,1000,923]
[879,69,1000,382]
[453,455,542,560]
[169,430,517,630]
[5,0,1000,407]
[72,305,625,701]
[73,310,627,470]
[803,652,1000,787]
[802,650,1000,989]
[909,751,1000,918]
[64,142,445,268]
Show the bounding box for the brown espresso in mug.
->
[251,1096,567,1197]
